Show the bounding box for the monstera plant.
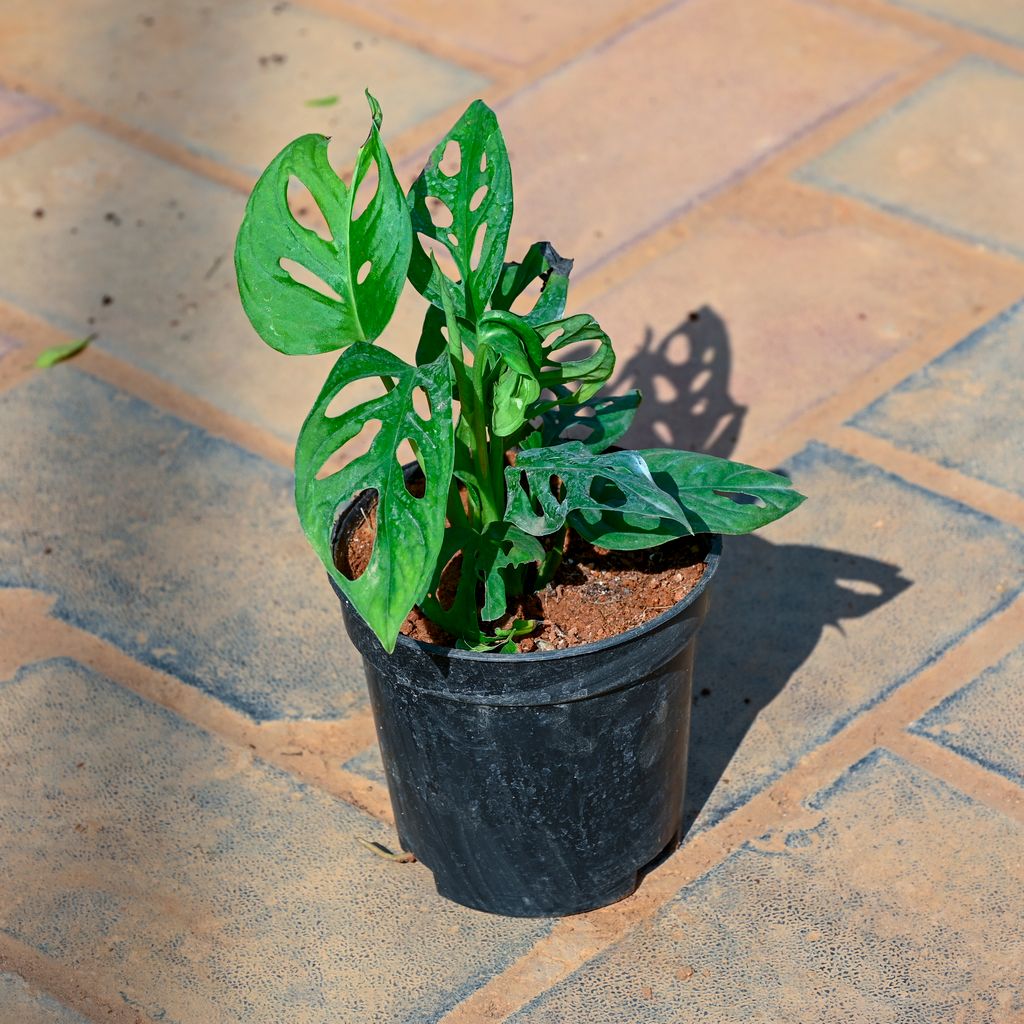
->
[234,92,804,654]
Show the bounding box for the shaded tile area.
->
[492,0,933,273]
[912,643,1024,784]
[801,58,1024,258]
[0,0,484,175]
[0,123,379,443]
[0,973,89,1024]
[889,0,1024,47]
[0,86,51,137]
[0,369,363,721]
[512,750,1024,1023]
[685,443,1024,830]
[584,183,1011,460]
[342,743,388,787]
[0,660,548,1024]
[345,0,643,66]
[850,299,1024,496]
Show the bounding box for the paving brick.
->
[0,0,485,175]
[511,749,1024,1022]
[888,0,1024,47]
[850,299,1024,496]
[685,443,1024,831]
[0,659,549,1024]
[800,58,1024,258]
[912,643,1024,784]
[0,369,364,722]
[583,184,1010,458]
[0,973,89,1024]
[0,123,427,443]
[0,86,51,138]
[489,0,932,274]
[344,0,643,67]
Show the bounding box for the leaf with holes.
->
[235,92,412,355]
[295,342,454,651]
[408,99,512,321]
[490,241,573,325]
[572,450,806,549]
[535,314,616,406]
[504,441,690,538]
[530,389,642,453]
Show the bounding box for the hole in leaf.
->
[417,232,461,284]
[280,258,343,302]
[548,474,562,499]
[480,150,488,172]
[287,176,331,240]
[351,156,379,221]
[448,232,459,248]
[550,340,598,365]
[690,369,712,394]
[397,443,426,498]
[510,277,543,316]
[836,578,884,597]
[411,386,432,422]
[469,185,487,211]
[425,195,453,229]
[439,140,461,177]
[315,419,382,480]
[713,490,766,508]
[395,438,418,476]
[356,260,372,285]
[470,222,486,272]
[325,377,393,418]
[336,488,378,580]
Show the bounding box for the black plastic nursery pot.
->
[330,491,721,918]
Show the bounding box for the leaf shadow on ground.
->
[611,308,912,836]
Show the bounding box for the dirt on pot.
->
[338,499,708,652]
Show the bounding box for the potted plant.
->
[234,93,804,917]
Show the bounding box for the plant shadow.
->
[611,309,912,833]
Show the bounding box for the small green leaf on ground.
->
[35,335,95,368]
[306,94,339,107]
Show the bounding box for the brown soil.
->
[337,497,708,653]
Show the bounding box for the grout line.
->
[828,426,1024,531]
[441,593,1024,1022]
[0,932,155,1024]
[885,731,1024,824]
[0,589,388,824]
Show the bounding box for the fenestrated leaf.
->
[505,441,690,538]
[490,241,573,325]
[235,92,412,355]
[479,523,546,622]
[408,100,512,321]
[294,342,454,651]
[572,450,806,549]
[534,389,642,452]
[535,314,615,405]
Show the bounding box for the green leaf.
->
[459,619,535,653]
[407,99,512,321]
[572,451,806,549]
[490,241,573,325]
[536,389,641,452]
[477,310,544,436]
[535,314,615,405]
[305,94,339,107]
[479,523,546,622]
[505,441,690,538]
[34,335,94,368]
[294,342,454,651]
[235,92,412,355]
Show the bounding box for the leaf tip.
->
[364,89,383,131]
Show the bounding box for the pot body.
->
[333,507,719,917]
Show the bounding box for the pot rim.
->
[334,478,722,662]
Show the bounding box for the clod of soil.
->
[337,498,707,653]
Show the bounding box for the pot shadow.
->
[608,308,912,836]
[681,535,912,834]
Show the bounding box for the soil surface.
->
[337,498,708,652]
